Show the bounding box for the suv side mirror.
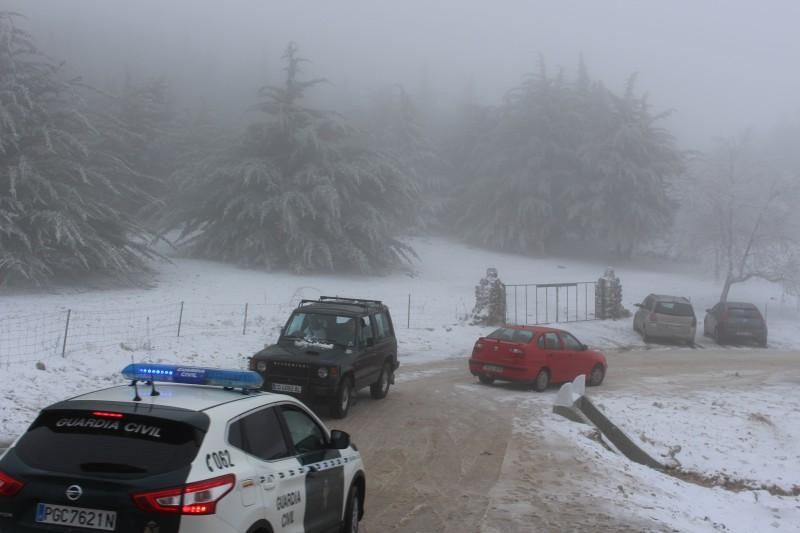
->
[581,343,588,351]
[329,430,351,450]
[634,303,642,308]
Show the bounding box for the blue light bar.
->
[121,363,263,390]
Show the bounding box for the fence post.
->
[243,303,249,335]
[407,294,411,329]
[177,301,184,338]
[61,309,71,358]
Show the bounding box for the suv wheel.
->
[370,362,392,399]
[331,378,353,419]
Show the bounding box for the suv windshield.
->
[283,312,357,347]
[14,410,206,477]
[654,301,695,317]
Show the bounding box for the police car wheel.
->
[342,485,360,533]
[478,374,494,385]
[331,378,353,418]
[370,362,392,399]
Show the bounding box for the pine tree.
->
[448,58,683,257]
[0,12,158,285]
[167,43,420,273]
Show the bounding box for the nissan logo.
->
[65,485,83,501]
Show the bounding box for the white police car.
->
[0,364,365,533]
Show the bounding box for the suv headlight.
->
[256,361,267,372]
[318,368,329,379]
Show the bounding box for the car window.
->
[229,407,289,461]
[543,332,561,350]
[727,306,762,318]
[374,312,393,340]
[360,315,374,345]
[280,406,327,454]
[537,335,545,349]
[654,301,694,317]
[511,330,534,343]
[487,328,515,341]
[14,410,206,477]
[559,332,582,350]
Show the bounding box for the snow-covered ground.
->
[1,237,799,530]
[1,237,798,442]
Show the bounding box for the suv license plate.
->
[483,365,504,373]
[272,383,302,394]
[36,503,116,531]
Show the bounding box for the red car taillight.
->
[0,471,24,497]
[132,474,235,515]
[473,342,484,352]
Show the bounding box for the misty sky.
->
[5,0,800,148]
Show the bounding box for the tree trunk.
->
[719,275,733,303]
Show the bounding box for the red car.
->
[468,325,608,391]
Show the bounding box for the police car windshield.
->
[283,312,356,347]
[14,409,207,478]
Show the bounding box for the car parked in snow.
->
[633,294,697,345]
[703,301,768,347]
[468,325,607,391]
[250,296,399,419]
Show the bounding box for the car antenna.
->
[126,351,145,401]
[130,379,142,402]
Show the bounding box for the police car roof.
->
[64,383,288,412]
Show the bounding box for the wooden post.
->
[177,301,184,338]
[61,309,71,358]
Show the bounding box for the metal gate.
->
[504,282,598,325]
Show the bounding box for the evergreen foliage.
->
[0,12,158,285]
[167,43,420,273]
[449,59,684,257]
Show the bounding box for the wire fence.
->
[0,294,467,366]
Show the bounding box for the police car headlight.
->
[256,361,267,372]
[317,368,329,379]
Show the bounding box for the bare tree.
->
[687,133,800,302]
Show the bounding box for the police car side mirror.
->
[329,430,351,450]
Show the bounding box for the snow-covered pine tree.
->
[568,75,684,257]
[0,12,158,285]
[167,43,420,273]
[361,84,447,227]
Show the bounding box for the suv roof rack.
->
[298,296,384,308]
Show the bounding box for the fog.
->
[7,0,800,147]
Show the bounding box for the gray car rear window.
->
[654,302,695,317]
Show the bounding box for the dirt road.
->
[327,349,800,532]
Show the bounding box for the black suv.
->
[249,296,399,418]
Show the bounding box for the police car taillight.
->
[0,471,24,497]
[132,474,235,515]
[92,411,124,419]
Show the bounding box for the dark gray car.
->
[703,301,767,347]
[633,294,697,344]
[249,296,399,418]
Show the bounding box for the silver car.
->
[633,294,697,344]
